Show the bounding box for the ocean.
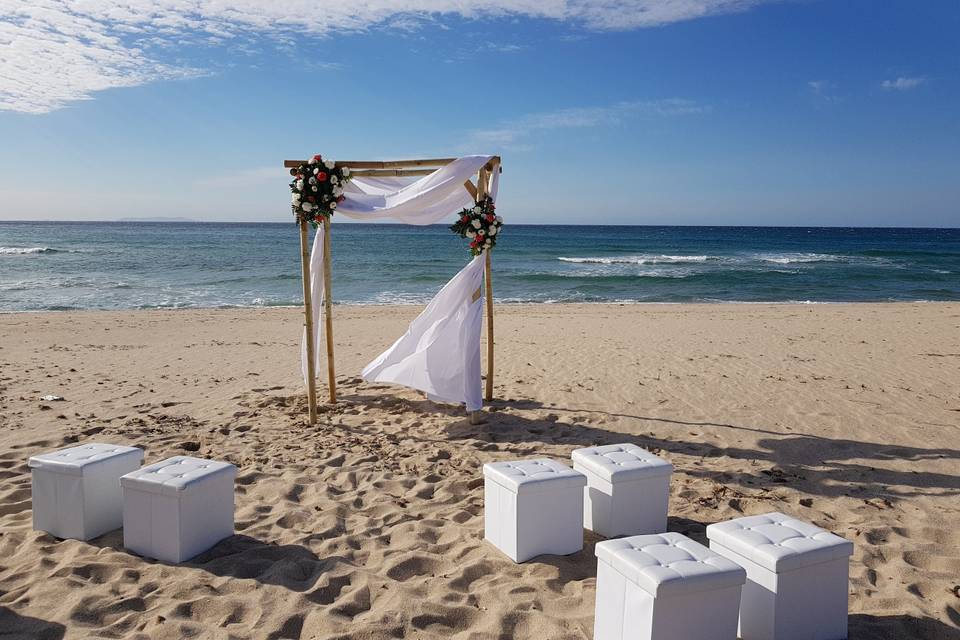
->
[1,222,958,311]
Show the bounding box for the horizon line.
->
[1,220,958,231]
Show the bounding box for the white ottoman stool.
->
[572,443,672,537]
[706,512,854,640]
[29,443,143,541]
[594,532,746,640]
[483,458,587,563]
[121,456,236,563]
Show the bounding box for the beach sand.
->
[1,303,958,639]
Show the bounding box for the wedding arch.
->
[282,155,503,425]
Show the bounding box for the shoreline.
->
[2,298,959,315]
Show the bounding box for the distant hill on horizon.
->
[116,216,198,222]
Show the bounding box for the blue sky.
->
[1,0,958,227]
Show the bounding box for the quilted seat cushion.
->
[706,512,853,572]
[595,532,746,597]
[121,456,235,496]
[29,443,143,476]
[483,458,586,494]
[572,443,672,482]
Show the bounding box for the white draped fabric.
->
[361,255,485,411]
[301,155,498,411]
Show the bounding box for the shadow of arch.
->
[439,400,960,501]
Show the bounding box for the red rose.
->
[307,196,315,202]
[489,202,495,209]
[337,195,345,203]
[312,154,322,162]
[461,215,469,223]
[486,214,495,222]
[316,172,328,181]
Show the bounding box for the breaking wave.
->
[558,255,711,265]
[0,246,58,255]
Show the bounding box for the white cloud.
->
[465,99,709,149]
[567,0,776,30]
[807,79,841,104]
[0,1,780,114]
[880,76,926,91]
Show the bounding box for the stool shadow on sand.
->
[0,606,66,640]
[187,535,358,602]
[848,613,960,640]
[77,527,354,600]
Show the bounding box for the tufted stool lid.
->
[120,456,235,496]
[29,443,143,476]
[596,532,745,597]
[706,512,854,572]
[572,443,672,483]
[483,458,586,494]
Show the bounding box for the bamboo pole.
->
[476,167,495,402]
[347,169,436,177]
[299,219,318,425]
[322,216,336,403]
[484,251,494,402]
[284,158,457,170]
[284,156,501,170]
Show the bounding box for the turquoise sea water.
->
[1,222,958,311]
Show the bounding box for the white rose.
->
[302,202,313,212]
[311,186,317,192]
[471,220,481,229]
[291,194,300,203]
[329,201,337,210]
[331,176,338,184]
[484,240,492,247]
[324,159,335,169]
[489,226,497,235]
[309,177,316,184]
[496,216,503,223]
[333,187,343,197]
[342,167,350,176]
[473,206,481,214]
[296,180,304,190]
[466,229,475,238]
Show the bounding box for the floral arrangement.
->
[290,154,351,225]
[450,197,503,255]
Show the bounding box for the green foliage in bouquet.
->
[450,197,503,255]
[290,154,351,226]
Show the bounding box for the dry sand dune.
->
[0,304,958,639]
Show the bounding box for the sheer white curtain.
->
[301,155,498,411]
[361,255,485,411]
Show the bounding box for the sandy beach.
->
[1,303,958,639]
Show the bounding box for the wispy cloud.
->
[1,1,780,114]
[880,76,926,91]
[807,80,840,104]
[465,99,710,150]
